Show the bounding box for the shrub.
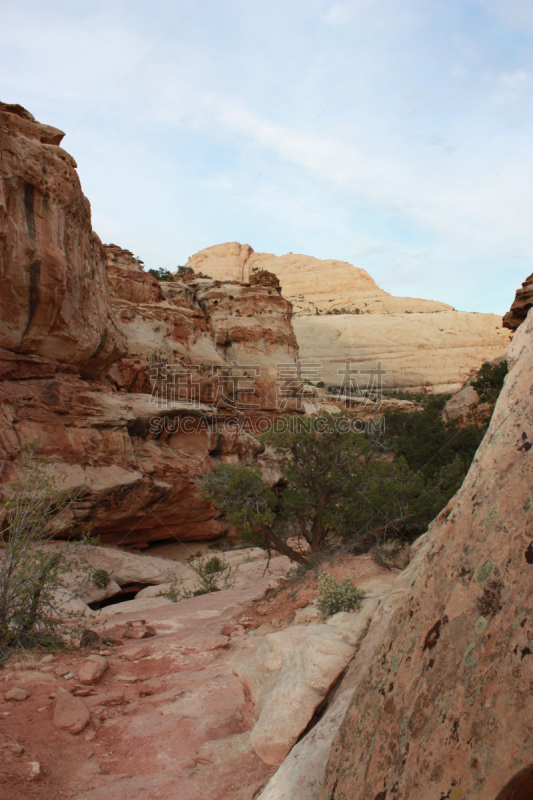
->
[92,569,110,589]
[148,268,174,282]
[160,555,236,602]
[0,445,88,662]
[317,574,365,617]
[471,360,508,404]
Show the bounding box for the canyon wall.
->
[316,304,533,799]
[186,243,511,392]
[0,104,297,546]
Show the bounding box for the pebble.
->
[28,761,41,781]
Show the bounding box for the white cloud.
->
[1,0,532,315]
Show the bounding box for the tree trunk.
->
[258,526,308,565]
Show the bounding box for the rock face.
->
[0,105,299,545]
[257,535,431,800]
[185,243,511,392]
[317,308,533,799]
[0,102,125,378]
[185,243,452,316]
[503,272,533,331]
[295,311,509,393]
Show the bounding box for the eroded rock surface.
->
[235,625,355,765]
[0,102,125,377]
[317,309,533,800]
[503,271,533,330]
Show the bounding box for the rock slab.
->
[53,687,90,734]
[235,625,355,765]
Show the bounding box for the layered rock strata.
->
[0,104,297,545]
[0,102,125,378]
[186,243,511,392]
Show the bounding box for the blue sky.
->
[2,0,532,314]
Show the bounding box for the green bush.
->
[92,569,110,589]
[471,360,508,404]
[317,575,365,617]
[148,268,174,282]
[0,445,89,662]
[160,555,236,603]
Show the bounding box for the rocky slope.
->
[310,302,533,799]
[0,547,396,800]
[186,243,511,392]
[0,104,297,545]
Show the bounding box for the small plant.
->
[317,574,365,617]
[160,555,236,602]
[92,569,110,589]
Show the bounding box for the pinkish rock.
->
[4,687,29,701]
[121,644,152,661]
[318,305,533,799]
[53,687,90,734]
[77,655,108,685]
[85,689,124,707]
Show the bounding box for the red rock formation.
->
[503,272,533,331]
[318,307,533,799]
[0,103,300,545]
[0,102,125,378]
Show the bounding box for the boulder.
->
[235,625,355,765]
[77,655,108,685]
[53,687,90,734]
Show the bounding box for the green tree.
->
[148,268,175,282]
[203,414,432,562]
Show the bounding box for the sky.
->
[2,0,532,315]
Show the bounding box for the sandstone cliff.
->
[0,102,125,378]
[295,311,509,393]
[0,105,298,546]
[315,305,533,799]
[186,242,455,316]
[185,243,511,392]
